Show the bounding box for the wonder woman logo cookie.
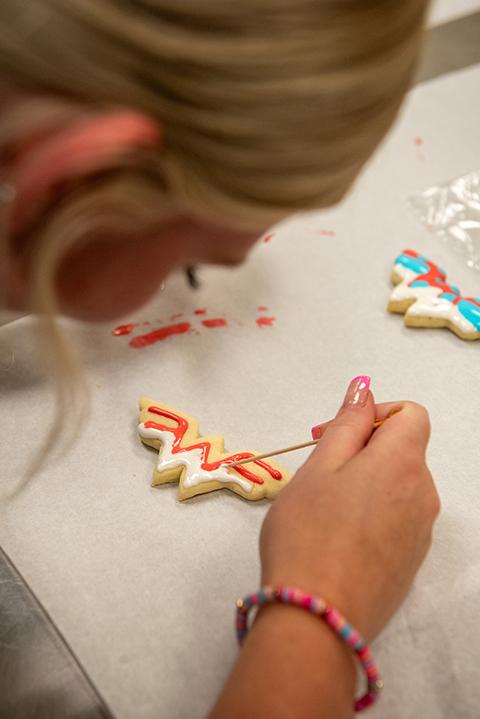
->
[388,250,480,341]
[138,399,291,501]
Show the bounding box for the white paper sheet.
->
[429,0,480,26]
[1,65,480,719]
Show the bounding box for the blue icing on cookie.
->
[394,253,430,276]
[457,299,480,331]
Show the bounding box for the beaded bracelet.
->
[236,586,383,713]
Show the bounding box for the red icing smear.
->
[112,323,136,336]
[194,308,207,315]
[414,138,425,161]
[256,316,275,327]
[202,318,227,328]
[317,229,336,237]
[308,228,336,237]
[258,306,269,311]
[145,406,283,484]
[263,233,274,243]
[129,322,191,348]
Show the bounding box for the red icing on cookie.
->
[145,406,282,484]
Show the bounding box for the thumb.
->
[307,376,375,472]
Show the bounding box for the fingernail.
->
[342,376,371,408]
[311,424,323,439]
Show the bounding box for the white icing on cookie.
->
[405,296,478,334]
[390,283,443,303]
[390,263,443,303]
[138,423,253,493]
[392,263,419,283]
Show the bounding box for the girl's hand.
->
[260,377,440,642]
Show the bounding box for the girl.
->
[0,2,438,717]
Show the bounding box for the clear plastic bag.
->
[408,170,480,271]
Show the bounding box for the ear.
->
[10,110,162,235]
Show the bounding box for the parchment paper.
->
[1,65,479,719]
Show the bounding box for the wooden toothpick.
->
[226,416,392,469]
[227,438,322,468]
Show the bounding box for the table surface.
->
[430,0,480,24]
[1,48,480,719]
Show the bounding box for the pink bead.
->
[324,607,334,622]
[349,630,360,645]
[311,597,326,614]
[354,693,375,712]
[358,646,370,660]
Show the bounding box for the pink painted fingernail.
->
[311,424,323,439]
[342,376,371,408]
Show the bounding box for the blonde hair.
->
[0,0,429,474]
